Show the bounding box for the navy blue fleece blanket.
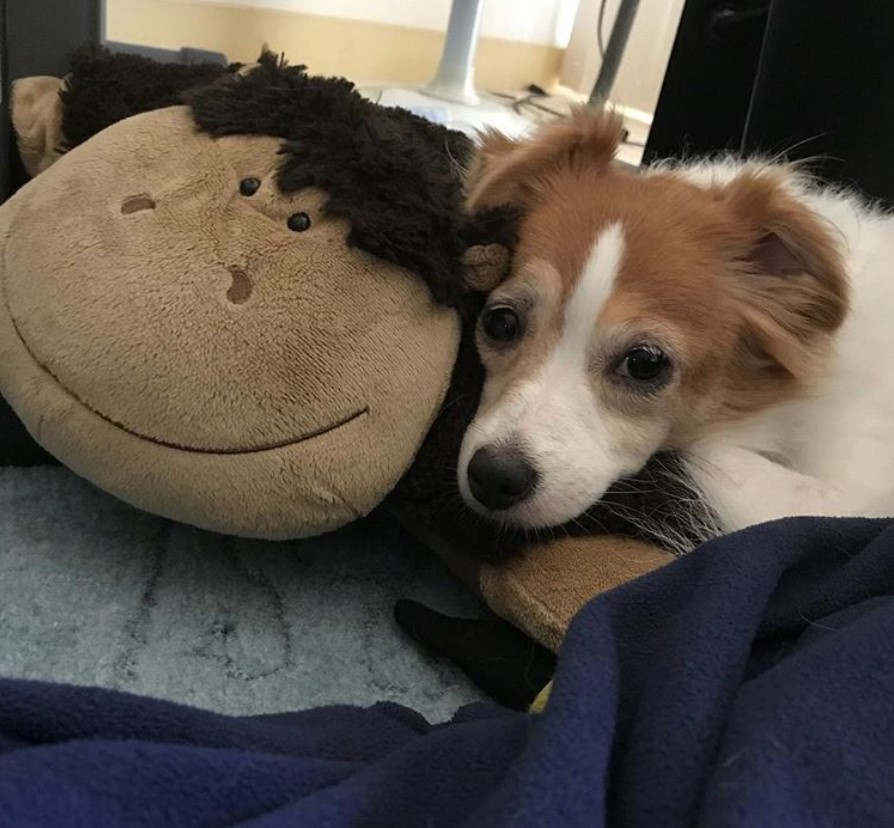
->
[2,517,894,827]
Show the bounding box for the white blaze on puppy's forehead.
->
[560,221,626,360]
[517,221,625,430]
[485,221,627,433]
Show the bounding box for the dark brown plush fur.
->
[59,46,232,150]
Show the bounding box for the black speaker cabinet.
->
[644,0,770,164]
[742,0,894,208]
[646,0,894,209]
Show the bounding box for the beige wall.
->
[106,0,565,92]
[561,0,684,117]
[181,0,580,47]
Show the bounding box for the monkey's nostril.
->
[121,194,156,215]
[226,266,252,305]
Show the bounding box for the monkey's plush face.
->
[0,106,459,537]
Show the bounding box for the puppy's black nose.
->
[467,445,538,511]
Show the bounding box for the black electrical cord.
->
[488,89,567,119]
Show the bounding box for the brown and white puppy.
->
[458,109,894,543]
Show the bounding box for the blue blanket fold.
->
[2,517,894,827]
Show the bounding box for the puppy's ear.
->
[463,129,522,208]
[720,170,849,402]
[466,107,624,212]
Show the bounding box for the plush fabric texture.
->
[2,517,894,827]
[10,76,66,178]
[479,534,672,651]
[0,467,486,719]
[394,598,557,710]
[0,106,459,537]
[59,45,232,151]
[392,532,671,705]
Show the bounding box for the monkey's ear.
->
[11,75,67,177]
[462,243,511,292]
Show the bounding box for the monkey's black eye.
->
[616,345,670,383]
[239,178,261,196]
[481,305,521,343]
[287,212,312,232]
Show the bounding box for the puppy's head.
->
[458,109,849,529]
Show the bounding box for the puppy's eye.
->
[287,212,312,232]
[482,305,521,343]
[616,345,670,382]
